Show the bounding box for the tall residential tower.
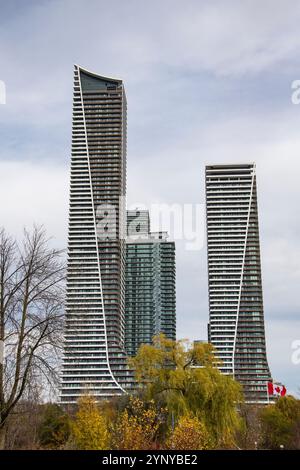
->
[61,66,131,403]
[125,210,176,357]
[205,163,272,403]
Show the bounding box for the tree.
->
[235,404,262,450]
[0,226,65,448]
[70,396,110,450]
[129,334,243,448]
[111,396,163,450]
[166,413,211,450]
[5,401,42,449]
[260,396,300,449]
[38,403,70,449]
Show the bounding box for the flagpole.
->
[267,381,270,404]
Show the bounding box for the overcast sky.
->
[0,0,299,395]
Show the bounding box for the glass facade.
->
[125,211,176,357]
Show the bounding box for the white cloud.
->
[0,160,68,247]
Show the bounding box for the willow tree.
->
[129,334,243,448]
[0,227,65,448]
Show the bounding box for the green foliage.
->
[38,403,70,449]
[129,334,243,447]
[260,396,300,449]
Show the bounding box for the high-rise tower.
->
[205,163,272,403]
[61,66,131,403]
[125,210,176,357]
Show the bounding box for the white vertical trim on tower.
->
[77,65,125,393]
[232,165,255,377]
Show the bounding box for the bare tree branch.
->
[0,226,65,447]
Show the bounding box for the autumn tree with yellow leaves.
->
[111,396,164,450]
[166,413,211,450]
[70,396,110,450]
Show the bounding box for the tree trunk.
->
[0,424,6,449]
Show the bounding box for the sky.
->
[0,0,299,395]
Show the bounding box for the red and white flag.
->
[267,382,287,397]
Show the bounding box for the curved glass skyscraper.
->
[206,163,272,403]
[61,66,131,403]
